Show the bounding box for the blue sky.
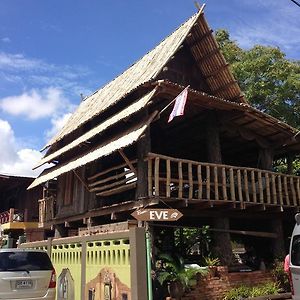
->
[0,0,299,176]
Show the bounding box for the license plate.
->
[15,279,33,289]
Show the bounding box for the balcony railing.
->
[38,197,55,227]
[147,153,300,209]
[0,208,25,225]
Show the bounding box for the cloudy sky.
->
[0,0,299,177]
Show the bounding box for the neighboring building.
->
[0,174,44,246]
[30,9,300,264]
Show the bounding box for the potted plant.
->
[157,253,207,300]
[203,256,220,277]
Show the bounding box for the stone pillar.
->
[271,218,285,258]
[211,217,233,265]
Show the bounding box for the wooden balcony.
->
[0,208,38,230]
[38,196,55,228]
[147,153,300,210]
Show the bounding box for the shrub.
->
[223,282,279,300]
[271,259,291,292]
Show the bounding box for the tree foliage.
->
[215,29,300,128]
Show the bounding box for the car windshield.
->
[0,251,53,271]
[291,235,300,266]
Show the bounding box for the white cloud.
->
[0,119,42,177]
[0,87,72,120]
[229,0,300,57]
[0,51,44,71]
[46,112,73,140]
[1,37,11,43]
[0,51,95,99]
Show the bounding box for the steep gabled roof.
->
[43,9,245,152]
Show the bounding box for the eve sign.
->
[131,209,183,222]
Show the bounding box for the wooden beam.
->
[205,63,229,78]
[196,48,220,64]
[72,170,90,192]
[118,149,137,176]
[224,124,271,149]
[211,80,237,95]
[48,198,160,225]
[150,223,277,238]
[188,29,213,48]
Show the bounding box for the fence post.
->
[81,238,87,300]
[129,227,148,300]
[47,237,53,257]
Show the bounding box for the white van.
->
[0,249,56,299]
[290,213,300,299]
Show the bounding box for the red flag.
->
[168,86,189,123]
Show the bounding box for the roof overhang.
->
[34,88,158,169]
[28,112,157,189]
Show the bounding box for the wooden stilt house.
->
[29,9,300,263]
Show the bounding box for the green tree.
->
[215,29,300,128]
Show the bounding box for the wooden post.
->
[205,111,222,164]
[259,148,273,171]
[287,153,294,175]
[211,217,233,265]
[270,219,285,258]
[136,124,151,199]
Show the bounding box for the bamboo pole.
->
[118,149,137,176]
[237,170,243,204]
[188,163,193,199]
[166,159,171,198]
[297,178,300,206]
[214,166,219,201]
[197,165,203,199]
[229,168,235,202]
[258,172,264,204]
[251,170,257,203]
[148,159,153,197]
[222,167,228,201]
[243,170,250,203]
[290,177,297,206]
[206,166,210,200]
[265,173,271,204]
[88,169,133,188]
[271,174,277,205]
[178,162,183,198]
[154,157,160,197]
[88,159,137,181]
[96,182,136,197]
[278,175,284,206]
[283,176,290,206]
[89,174,136,192]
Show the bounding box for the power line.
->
[290,0,300,8]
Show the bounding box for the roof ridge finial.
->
[194,2,206,12]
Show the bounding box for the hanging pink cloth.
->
[284,254,290,273]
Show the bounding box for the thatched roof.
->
[28,112,157,189]
[34,89,158,169]
[43,9,245,151]
[157,80,300,152]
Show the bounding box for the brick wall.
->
[182,267,274,300]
